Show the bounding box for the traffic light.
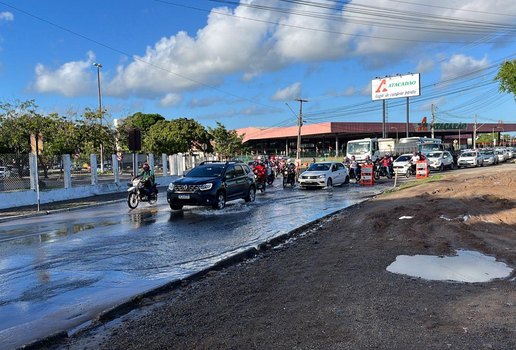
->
[128,129,141,151]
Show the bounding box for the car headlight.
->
[318,174,326,179]
[199,183,213,191]
[168,183,175,191]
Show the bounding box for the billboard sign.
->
[372,74,420,101]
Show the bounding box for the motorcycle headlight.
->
[168,183,175,191]
[318,174,326,179]
[199,183,213,191]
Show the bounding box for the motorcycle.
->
[267,170,275,185]
[374,162,393,180]
[346,164,361,182]
[127,178,158,209]
[282,166,296,188]
[252,165,267,192]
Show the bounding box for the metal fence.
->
[0,154,31,191]
[0,152,220,192]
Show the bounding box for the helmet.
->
[287,158,292,164]
[257,155,263,161]
[143,162,150,170]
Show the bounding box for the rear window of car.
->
[427,152,442,158]
[187,165,224,177]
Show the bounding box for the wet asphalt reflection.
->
[0,181,387,349]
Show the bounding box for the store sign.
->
[372,74,420,101]
[413,122,467,131]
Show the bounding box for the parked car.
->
[167,161,256,210]
[494,149,507,163]
[457,151,483,168]
[426,151,454,171]
[298,162,349,188]
[480,149,498,166]
[392,154,413,177]
[0,166,11,178]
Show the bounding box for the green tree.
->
[209,122,247,160]
[495,60,516,99]
[145,118,212,155]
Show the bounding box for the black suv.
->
[167,161,256,210]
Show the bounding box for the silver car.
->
[298,162,349,188]
[427,151,454,171]
[457,151,483,168]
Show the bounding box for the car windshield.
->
[347,141,370,154]
[461,152,475,157]
[307,163,330,171]
[395,155,411,162]
[186,165,224,177]
[427,152,442,158]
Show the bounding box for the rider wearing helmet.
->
[135,162,155,197]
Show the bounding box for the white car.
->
[0,166,10,178]
[494,149,506,163]
[480,149,497,166]
[298,162,349,188]
[427,151,454,171]
[457,151,483,168]
[392,154,414,177]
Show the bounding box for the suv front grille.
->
[173,184,200,192]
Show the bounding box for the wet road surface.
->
[0,181,388,349]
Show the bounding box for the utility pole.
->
[473,115,477,149]
[431,104,435,139]
[93,62,104,172]
[295,98,308,161]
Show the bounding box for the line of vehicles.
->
[125,137,514,210]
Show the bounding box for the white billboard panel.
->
[371,74,420,101]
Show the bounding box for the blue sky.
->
[1,0,516,131]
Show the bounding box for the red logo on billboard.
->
[375,79,388,93]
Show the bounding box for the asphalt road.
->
[0,179,390,349]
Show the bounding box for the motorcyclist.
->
[350,156,361,180]
[381,154,393,177]
[134,162,155,197]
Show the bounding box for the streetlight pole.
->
[390,126,398,142]
[93,62,104,172]
[295,98,308,162]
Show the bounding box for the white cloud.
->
[159,93,182,107]
[272,82,302,101]
[0,12,14,22]
[32,51,96,97]
[32,0,516,99]
[441,54,490,81]
[416,59,435,74]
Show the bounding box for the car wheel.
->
[344,175,350,184]
[212,191,226,210]
[439,164,444,172]
[245,186,256,202]
[326,178,333,188]
[169,203,183,210]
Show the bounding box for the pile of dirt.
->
[52,165,516,350]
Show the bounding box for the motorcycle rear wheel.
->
[149,194,158,205]
[127,193,139,209]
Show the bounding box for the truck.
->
[345,137,443,162]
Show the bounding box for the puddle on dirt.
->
[387,249,513,282]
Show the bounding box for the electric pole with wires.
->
[295,98,308,162]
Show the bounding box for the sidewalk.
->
[0,191,129,223]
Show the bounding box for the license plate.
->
[178,194,190,199]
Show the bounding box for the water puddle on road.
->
[387,249,513,282]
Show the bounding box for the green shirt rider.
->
[135,162,155,196]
